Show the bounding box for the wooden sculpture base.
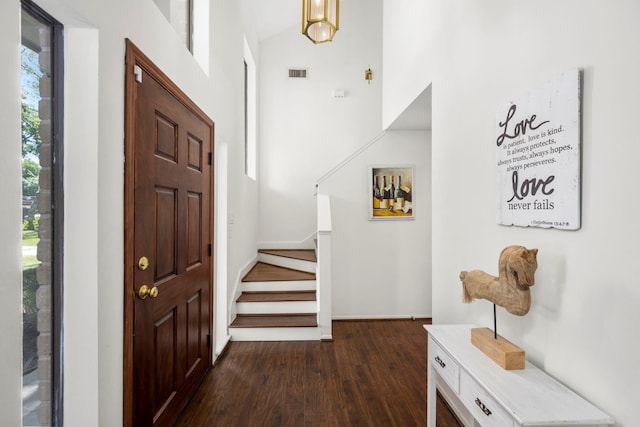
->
[471,327,525,370]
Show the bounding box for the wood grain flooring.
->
[175,319,462,426]
[242,262,316,282]
[237,291,316,302]
[259,249,317,262]
[230,314,318,328]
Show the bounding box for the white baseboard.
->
[228,255,258,322]
[213,334,231,365]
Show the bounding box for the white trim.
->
[228,254,258,323]
[64,26,101,427]
[242,280,316,292]
[236,300,317,314]
[0,2,23,425]
[214,140,229,365]
[230,327,321,342]
[213,334,231,360]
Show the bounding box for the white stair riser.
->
[231,251,321,342]
[242,280,316,292]
[231,327,321,342]
[236,300,317,314]
[258,253,316,273]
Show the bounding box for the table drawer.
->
[460,370,513,427]
[428,337,460,393]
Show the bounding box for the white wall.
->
[0,0,258,424]
[258,0,383,246]
[383,1,640,425]
[319,131,432,318]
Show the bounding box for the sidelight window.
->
[21,1,63,425]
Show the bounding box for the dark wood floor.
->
[242,262,316,282]
[258,249,318,262]
[236,291,317,302]
[175,319,462,426]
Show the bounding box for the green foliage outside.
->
[22,47,42,233]
[22,42,44,375]
[23,230,40,270]
[22,158,40,197]
[22,212,39,232]
[22,47,42,158]
[22,102,41,157]
[23,267,38,314]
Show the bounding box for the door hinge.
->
[208,244,212,256]
[134,65,143,83]
[207,334,211,347]
[208,152,212,165]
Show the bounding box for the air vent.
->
[288,68,308,79]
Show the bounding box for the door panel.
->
[187,191,203,267]
[187,135,203,171]
[154,308,178,416]
[186,291,203,374]
[155,113,179,162]
[124,39,214,427]
[155,187,178,281]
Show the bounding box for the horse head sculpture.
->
[459,245,538,316]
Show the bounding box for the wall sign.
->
[496,68,581,230]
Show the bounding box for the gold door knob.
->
[148,286,159,298]
[137,284,159,300]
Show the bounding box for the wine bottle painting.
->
[369,166,414,220]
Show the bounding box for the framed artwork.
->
[369,165,414,220]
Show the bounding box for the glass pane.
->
[21,9,53,427]
[153,0,192,51]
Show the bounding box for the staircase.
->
[230,249,322,341]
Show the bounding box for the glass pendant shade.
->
[302,0,339,44]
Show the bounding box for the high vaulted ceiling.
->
[242,0,299,41]
[240,0,431,130]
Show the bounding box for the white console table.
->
[424,325,613,427]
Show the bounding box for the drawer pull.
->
[434,356,446,368]
[475,398,492,416]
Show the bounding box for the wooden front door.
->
[124,40,214,427]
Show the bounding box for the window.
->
[154,0,193,51]
[21,1,63,425]
[243,37,257,180]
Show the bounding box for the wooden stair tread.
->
[230,314,318,328]
[259,249,317,263]
[237,291,316,302]
[242,262,315,282]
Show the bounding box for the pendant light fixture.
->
[302,0,339,44]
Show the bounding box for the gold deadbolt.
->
[138,256,150,271]
[137,284,159,300]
